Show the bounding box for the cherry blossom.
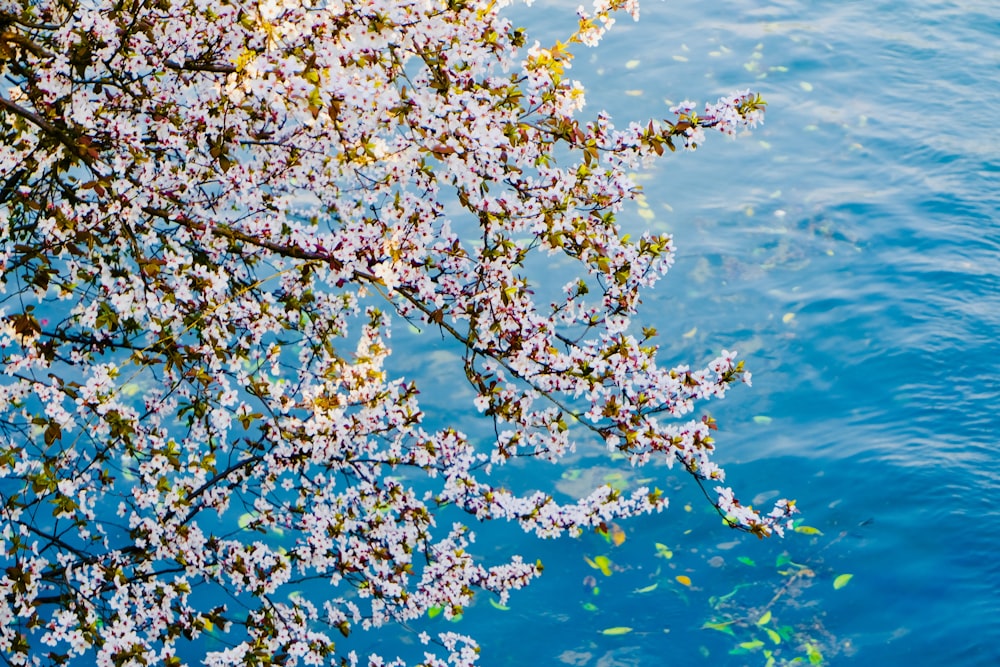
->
[0,0,794,664]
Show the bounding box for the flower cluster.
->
[0,0,793,665]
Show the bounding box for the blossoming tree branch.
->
[0,0,795,664]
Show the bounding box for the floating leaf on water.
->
[753,415,773,425]
[593,555,613,576]
[683,503,692,512]
[449,613,463,623]
[775,553,792,567]
[683,327,698,339]
[794,525,823,536]
[833,573,854,590]
[782,312,795,324]
[610,523,627,547]
[489,599,510,611]
[756,610,772,626]
[634,583,658,594]
[806,644,823,664]
[600,626,633,636]
[625,59,641,69]
[238,513,256,530]
[739,640,765,650]
[701,621,736,636]
[765,628,782,644]
[428,605,443,619]
[675,575,691,587]
[582,602,598,611]
[655,543,673,559]
[737,556,756,567]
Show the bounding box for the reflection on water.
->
[386,1,1000,665]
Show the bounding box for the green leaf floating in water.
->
[489,598,510,611]
[701,621,736,636]
[737,556,756,567]
[584,554,613,576]
[600,626,633,636]
[655,542,673,559]
[833,573,854,590]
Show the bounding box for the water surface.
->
[393,2,1000,665]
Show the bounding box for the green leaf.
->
[737,556,756,567]
[806,643,823,664]
[775,553,792,567]
[582,602,598,612]
[765,628,782,644]
[753,415,773,425]
[634,583,658,593]
[592,555,612,576]
[489,598,510,611]
[701,621,736,636]
[739,640,765,650]
[655,542,673,559]
[600,626,633,636]
[427,605,442,619]
[833,573,854,590]
[794,525,823,536]
[756,610,772,626]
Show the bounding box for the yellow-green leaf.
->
[600,626,633,636]
[427,605,442,619]
[833,573,853,590]
[756,610,772,626]
[766,628,782,644]
[806,643,823,664]
[739,640,765,650]
[655,543,673,559]
[634,583,658,594]
[489,599,510,611]
[794,525,823,535]
[701,621,736,636]
[593,555,612,576]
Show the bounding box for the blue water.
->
[388,2,1000,666]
